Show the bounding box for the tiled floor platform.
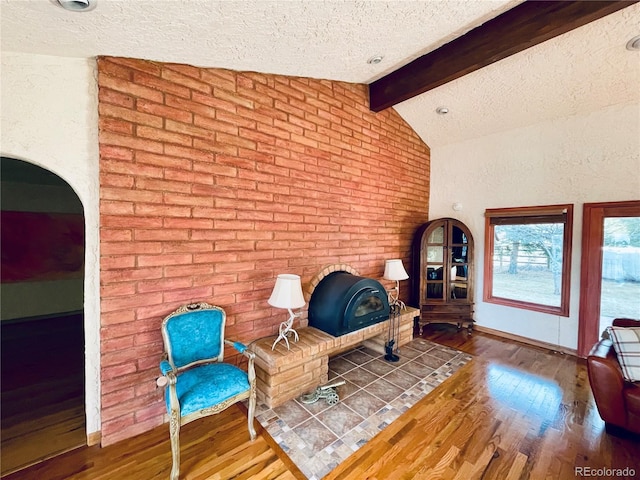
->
[255,337,472,480]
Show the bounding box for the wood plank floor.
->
[3,325,639,479]
[326,326,640,480]
[1,314,86,476]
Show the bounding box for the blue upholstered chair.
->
[157,302,256,480]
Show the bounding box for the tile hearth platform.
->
[251,307,419,409]
[255,338,472,480]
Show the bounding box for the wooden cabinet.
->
[411,218,474,334]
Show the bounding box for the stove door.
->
[343,287,388,333]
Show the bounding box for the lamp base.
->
[271,311,300,350]
[387,283,406,311]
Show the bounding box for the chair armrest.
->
[225,339,255,360]
[160,359,174,375]
[157,360,177,388]
[587,339,628,425]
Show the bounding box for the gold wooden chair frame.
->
[156,303,256,479]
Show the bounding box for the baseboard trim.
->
[474,325,579,357]
[87,431,101,447]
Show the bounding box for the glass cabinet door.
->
[424,224,445,300]
[427,225,444,244]
[450,225,469,300]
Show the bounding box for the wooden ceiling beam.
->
[368,0,637,112]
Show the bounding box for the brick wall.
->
[97,56,430,445]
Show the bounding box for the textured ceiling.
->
[395,3,640,147]
[1,0,638,147]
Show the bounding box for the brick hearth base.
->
[251,306,419,408]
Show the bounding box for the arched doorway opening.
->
[0,157,86,474]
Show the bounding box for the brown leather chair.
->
[587,318,640,435]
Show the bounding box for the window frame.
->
[483,204,573,316]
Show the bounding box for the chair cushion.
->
[166,363,250,417]
[607,326,640,382]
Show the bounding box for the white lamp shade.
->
[268,274,306,309]
[383,259,409,281]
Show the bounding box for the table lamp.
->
[268,273,305,350]
[383,259,409,310]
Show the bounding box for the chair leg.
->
[247,391,257,441]
[170,414,181,480]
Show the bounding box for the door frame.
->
[578,200,640,357]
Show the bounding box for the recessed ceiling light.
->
[436,106,449,115]
[626,35,640,51]
[367,55,384,65]
[52,0,97,12]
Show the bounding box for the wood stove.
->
[308,271,390,336]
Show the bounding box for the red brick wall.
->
[97,56,430,445]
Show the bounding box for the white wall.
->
[428,101,640,350]
[0,52,101,436]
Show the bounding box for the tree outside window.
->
[483,204,573,316]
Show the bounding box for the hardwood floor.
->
[1,314,86,476]
[2,406,296,480]
[3,325,639,479]
[327,325,639,479]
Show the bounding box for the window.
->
[483,204,573,316]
